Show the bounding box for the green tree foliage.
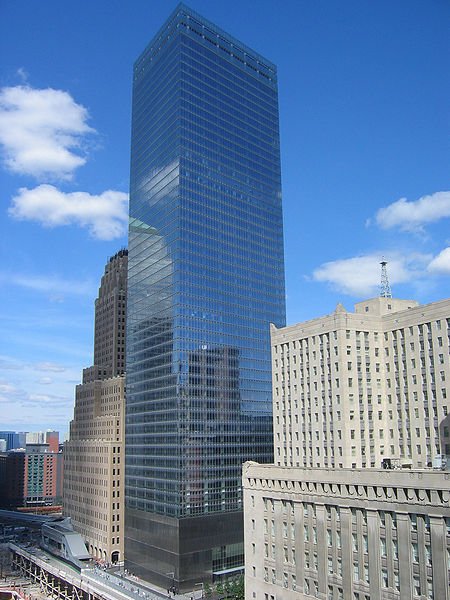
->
[215,575,244,600]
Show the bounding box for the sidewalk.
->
[106,568,205,600]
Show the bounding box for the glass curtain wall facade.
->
[126,4,286,589]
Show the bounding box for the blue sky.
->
[0,0,448,434]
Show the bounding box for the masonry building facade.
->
[243,462,450,600]
[271,297,450,470]
[64,250,127,563]
[0,432,62,509]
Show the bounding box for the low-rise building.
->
[243,463,450,600]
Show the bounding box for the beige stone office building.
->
[64,249,127,563]
[243,463,450,600]
[271,297,450,470]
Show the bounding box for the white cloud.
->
[9,184,128,240]
[0,362,77,431]
[312,253,429,297]
[428,247,450,274]
[34,361,67,373]
[27,392,65,406]
[376,191,450,232]
[0,270,96,298]
[1,84,128,240]
[17,68,29,83]
[0,356,68,376]
[0,357,24,370]
[0,381,21,397]
[0,356,68,374]
[0,85,95,180]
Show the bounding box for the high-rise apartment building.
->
[126,4,285,589]
[0,450,25,508]
[0,436,62,509]
[271,297,450,470]
[64,250,127,564]
[25,441,63,506]
[0,431,26,451]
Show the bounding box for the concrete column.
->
[294,500,304,588]
[367,509,381,599]
[417,515,428,593]
[430,515,448,600]
[274,499,283,586]
[315,503,327,598]
[396,512,412,600]
[339,507,353,600]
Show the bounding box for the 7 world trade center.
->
[125,4,286,589]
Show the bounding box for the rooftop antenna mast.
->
[380,258,392,298]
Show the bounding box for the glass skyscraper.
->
[125,4,285,589]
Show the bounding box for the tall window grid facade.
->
[271,298,450,470]
[126,5,285,521]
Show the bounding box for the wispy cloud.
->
[26,392,69,406]
[0,357,24,371]
[0,377,72,427]
[312,253,430,297]
[0,85,95,180]
[0,270,96,297]
[0,381,21,398]
[9,184,128,240]
[16,68,29,84]
[0,361,78,430]
[376,191,450,233]
[34,361,67,373]
[0,356,68,374]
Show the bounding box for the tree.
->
[215,581,224,594]
[231,575,244,600]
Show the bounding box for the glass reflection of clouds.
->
[126,4,286,522]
